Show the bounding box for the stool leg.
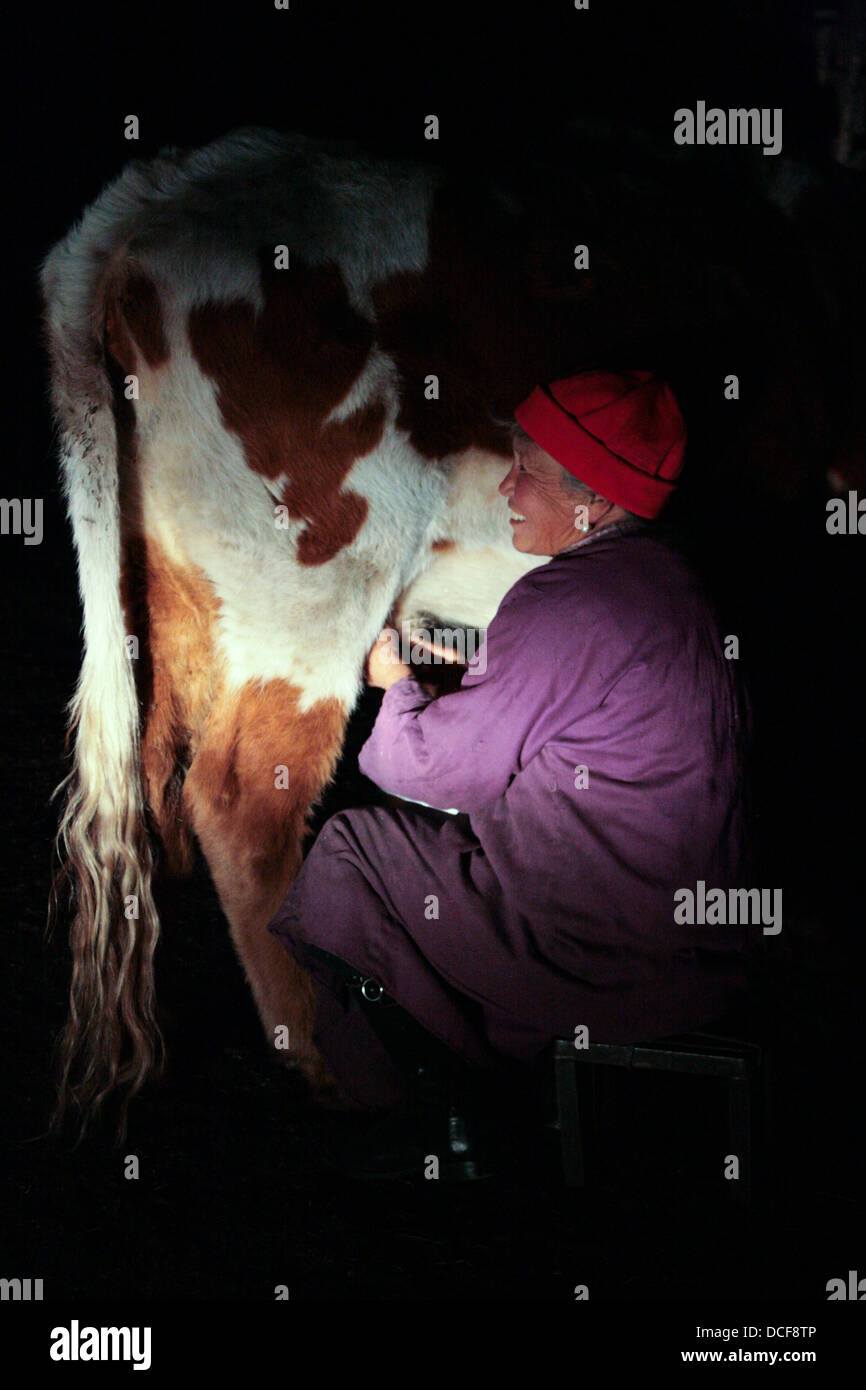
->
[760,1048,776,1202]
[555,1053,585,1188]
[727,1074,752,1207]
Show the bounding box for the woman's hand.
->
[365,628,412,690]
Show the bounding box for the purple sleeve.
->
[357,587,555,812]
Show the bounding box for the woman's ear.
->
[587,493,614,517]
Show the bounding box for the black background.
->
[2,0,864,1317]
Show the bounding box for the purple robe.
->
[268,530,756,1107]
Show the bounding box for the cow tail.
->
[42,239,164,1143]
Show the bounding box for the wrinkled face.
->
[499,436,590,555]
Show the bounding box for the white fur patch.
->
[136,335,449,712]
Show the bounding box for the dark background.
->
[2,0,864,1308]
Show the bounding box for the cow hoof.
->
[287,1049,349,1109]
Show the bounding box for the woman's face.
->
[499,438,590,555]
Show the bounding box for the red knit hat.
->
[513,370,687,519]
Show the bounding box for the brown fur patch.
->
[188,254,384,566]
[370,178,572,462]
[129,541,223,873]
[182,679,348,1078]
[105,273,169,371]
[183,678,346,895]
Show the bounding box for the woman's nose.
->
[500,462,517,495]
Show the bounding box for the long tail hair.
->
[41,233,164,1143]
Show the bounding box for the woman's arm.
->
[358,590,556,813]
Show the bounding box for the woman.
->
[268,369,756,1180]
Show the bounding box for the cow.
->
[40,124,839,1138]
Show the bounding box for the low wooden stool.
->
[553,1027,772,1205]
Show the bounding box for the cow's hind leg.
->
[182,679,348,1094]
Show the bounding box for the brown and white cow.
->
[40,125,834,1136]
